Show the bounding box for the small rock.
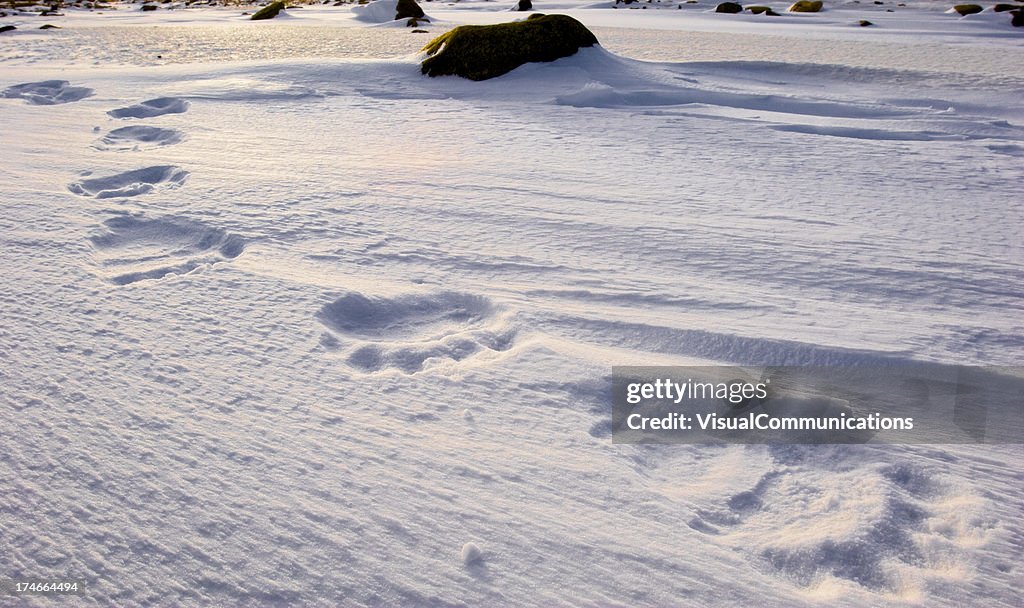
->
[411,28,428,32]
[250,0,285,19]
[715,1,743,11]
[0,25,16,33]
[1011,8,1023,24]
[514,0,531,9]
[746,5,780,14]
[858,18,873,25]
[993,2,1022,11]
[141,3,158,9]
[40,23,61,29]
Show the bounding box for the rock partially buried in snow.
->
[251,0,285,19]
[950,3,982,14]
[1011,8,1023,24]
[0,25,16,33]
[788,0,822,10]
[993,2,1023,11]
[746,5,780,14]
[715,1,743,11]
[513,0,532,10]
[420,14,599,81]
[461,542,483,565]
[395,0,425,19]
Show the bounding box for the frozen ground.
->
[1,2,1022,606]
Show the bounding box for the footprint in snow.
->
[68,165,188,199]
[89,215,245,285]
[93,125,185,151]
[107,97,189,119]
[2,80,94,105]
[317,291,516,374]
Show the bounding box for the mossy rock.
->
[420,14,598,81]
[788,0,822,10]
[715,1,742,11]
[395,0,424,18]
[251,0,285,19]
[858,18,872,24]
[993,3,1022,11]
[746,5,779,14]
[951,3,982,13]
[407,16,429,25]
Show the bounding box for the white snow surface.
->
[1,2,1023,607]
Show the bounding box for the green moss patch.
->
[420,14,599,81]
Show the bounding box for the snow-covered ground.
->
[1,2,1022,606]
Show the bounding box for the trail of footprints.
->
[0,80,246,285]
[7,80,509,373]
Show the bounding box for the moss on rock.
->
[788,0,822,10]
[951,3,982,13]
[715,1,743,11]
[420,14,599,81]
[746,5,780,14]
[250,0,285,19]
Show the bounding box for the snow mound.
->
[461,542,483,565]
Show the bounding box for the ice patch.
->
[107,97,190,119]
[68,165,189,199]
[2,80,94,105]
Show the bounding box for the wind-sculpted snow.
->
[2,79,94,104]
[0,13,1022,608]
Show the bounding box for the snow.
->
[1,1,1022,606]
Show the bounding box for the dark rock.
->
[407,16,429,25]
[514,0,532,9]
[250,0,285,19]
[858,18,872,24]
[951,3,982,14]
[993,2,1022,11]
[746,5,780,14]
[395,0,425,19]
[0,25,16,33]
[1011,8,1023,24]
[40,23,61,28]
[141,3,157,9]
[715,1,743,11]
[420,14,598,81]
[411,28,429,32]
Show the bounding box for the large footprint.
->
[94,125,185,151]
[107,97,189,119]
[68,165,188,199]
[2,80,94,105]
[317,291,515,374]
[89,215,245,285]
